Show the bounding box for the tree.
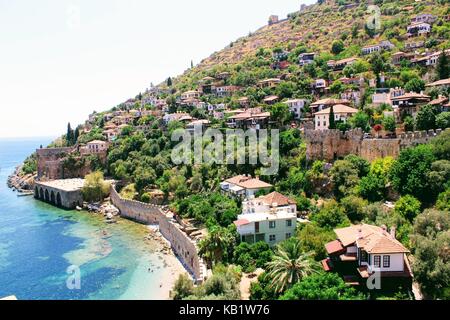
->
[66,122,74,146]
[331,40,345,55]
[341,195,368,223]
[330,160,360,199]
[328,105,336,129]
[171,274,194,300]
[436,50,450,80]
[312,200,350,230]
[404,78,426,93]
[198,226,236,268]
[427,160,450,200]
[167,77,172,86]
[411,210,450,299]
[265,239,319,294]
[436,112,450,129]
[430,129,450,160]
[403,116,415,132]
[344,154,370,178]
[389,144,436,203]
[359,157,394,202]
[81,171,110,203]
[382,116,396,133]
[233,242,273,272]
[297,223,335,261]
[280,272,365,300]
[394,195,421,222]
[436,189,450,211]
[271,103,292,126]
[369,53,386,87]
[349,112,370,132]
[415,105,437,131]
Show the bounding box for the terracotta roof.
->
[321,258,332,272]
[391,92,431,101]
[334,224,410,254]
[325,240,345,255]
[311,98,350,106]
[239,178,273,190]
[429,96,449,106]
[234,219,250,227]
[314,104,358,116]
[426,78,450,87]
[260,192,296,207]
[263,95,279,102]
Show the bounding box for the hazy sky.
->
[0,0,315,138]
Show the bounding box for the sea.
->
[0,137,178,300]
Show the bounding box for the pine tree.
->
[66,123,73,146]
[167,77,172,87]
[74,127,80,144]
[191,60,194,68]
[437,50,449,80]
[329,106,336,129]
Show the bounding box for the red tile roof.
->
[325,240,345,255]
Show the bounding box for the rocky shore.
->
[7,166,35,193]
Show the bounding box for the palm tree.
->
[198,227,236,268]
[266,239,319,293]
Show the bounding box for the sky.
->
[0,0,315,138]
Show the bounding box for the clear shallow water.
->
[0,138,173,300]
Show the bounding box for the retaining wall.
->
[110,186,206,283]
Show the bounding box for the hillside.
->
[15,0,450,301]
[165,0,449,92]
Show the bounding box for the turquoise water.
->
[0,138,176,300]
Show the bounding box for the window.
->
[269,235,276,242]
[383,255,391,268]
[269,221,276,229]
[360,250,368,263]
[374,255,381,268]
[286,220,292,227]
[286,233,292,239]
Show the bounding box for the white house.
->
[407,22,431,37]
[298,52,316,66]
[314,104,358,130]
[322,224,412,287]
[220,175,273,199]
[284,99,308,120]
[181,90,201,101]
[411,14,436,24]
[86,140,109,154]
[234,192,297,246]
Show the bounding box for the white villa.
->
[314,104,358,131]
[284,99,308,120]
[322,224,413,288]
[86,140,108,154]
[220,175,273,199]
[234,192,297,246]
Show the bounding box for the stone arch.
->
[50,191,55,204]
[56,193,62,207]
[39,188,44,200]
[35,186,39,199]
[44,189,50,202]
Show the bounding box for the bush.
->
[341,195,368,222]
[394,195,421,222]
[280,272,365,300]
[436,112,450,129]
[81,172,110,203]
[312,200,350,230]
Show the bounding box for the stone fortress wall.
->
[36,147,75,180]
[305,128,446,162]
[110,186,207,283]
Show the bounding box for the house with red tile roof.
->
[220,175,273,199]
[322,224,413,289]
[234,192,297,245]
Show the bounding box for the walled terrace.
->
[110,186,209,283]
[34,178,84,210]
[305,128,446,162]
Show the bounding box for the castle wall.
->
[305,129,445,162]
[36,147,75,180]
[110,186,207,283]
